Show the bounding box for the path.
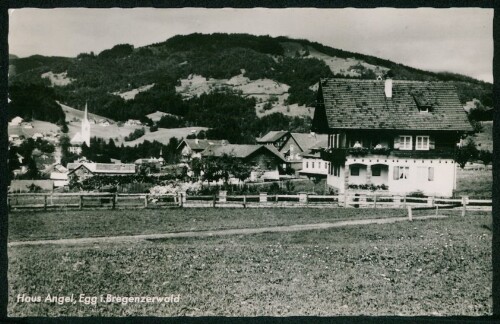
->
[8,215,448,247]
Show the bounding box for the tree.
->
[478,150,493,166]
[189,157,203,181]
[310,175,323,193]
[454,138,479,169]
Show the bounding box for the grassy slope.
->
[8,213,491,316]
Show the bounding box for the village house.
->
[67,162,136,181]
[257,131,327,170]
[9,116,23,126]
[177,138,229,162]
[98,119,111,127]
[125,119,142,126]
[9,179,54,193]
[201,143,287,181]
[135,157,164,173]
[299,148,329,178]
[311,78,473,197]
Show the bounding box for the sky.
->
[8,8,493,82]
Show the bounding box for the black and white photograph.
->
[5,7,494,317]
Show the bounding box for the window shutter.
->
[428,167,434,181]
[393,166,399,180]
[429,136,435,150]
[394,136,401,149]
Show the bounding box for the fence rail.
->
[7,191,492,214]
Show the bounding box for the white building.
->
[9,116,23,126]
[299,150,329,177]
[312,78,474,197]
[70,103,91,153]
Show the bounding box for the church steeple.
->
[81,102,91,146]
[84,102,88,121]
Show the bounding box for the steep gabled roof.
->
[290,133,328,151]
[256,131,289,143]
[178,139,228,151]
[317,78,473,132]
[201,144,286,161]
[68,163,136,174]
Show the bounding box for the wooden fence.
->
[7,191,492,214]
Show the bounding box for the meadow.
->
[454,169,492,199]
[9,207,419,242]
[8,212,491,316]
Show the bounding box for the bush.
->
[124,127,145,142]
[407,190,426,198]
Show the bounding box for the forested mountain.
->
[8,33,492,144]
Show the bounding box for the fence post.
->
[79,195,83,210]
[243,195,246,208]
[259,192,267,203]
[461,195,468,217]
[427,196,434,207]
[435,205,439,216]
[213,194,217,208]
[219,190,227,203]
[44,195,48,211]
[112,194,116,210]
[179,193,183,208]
[299,192,307,205]
[407,206,413,221]
[403,195,407,209]
[393,195,401,208]
[374,195,377,208]
[144,194,148,208]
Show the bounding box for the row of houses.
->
[10,77,474,197]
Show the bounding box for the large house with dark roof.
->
[312,78,473,197]
[201,144,287,181]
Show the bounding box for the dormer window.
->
[413,93,432,113]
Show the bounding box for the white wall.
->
[327,166,345,192]
[347,164,367,185]
[326,157,456,197]
[301,158,328,175]
[387,159,456,197]
[370,166,389,186]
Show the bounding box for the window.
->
[416,136,430,150]
[399,136,412,150]
[325,162,328,170]
[329,134,341,148]
[350,166,360,176]
[312,162,315,169]
[428,167,434,181]
[393,166,409,180]
[334,165,340,177]
[372,165,381,177]
[306,162,309,169]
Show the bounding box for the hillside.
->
[8,33,492,144]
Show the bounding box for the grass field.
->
[455,169,492,199]
[8,212,491,316]
[9,207,433,242]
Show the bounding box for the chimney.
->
[384,78,393,98]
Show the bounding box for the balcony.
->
[320,147,456,163]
